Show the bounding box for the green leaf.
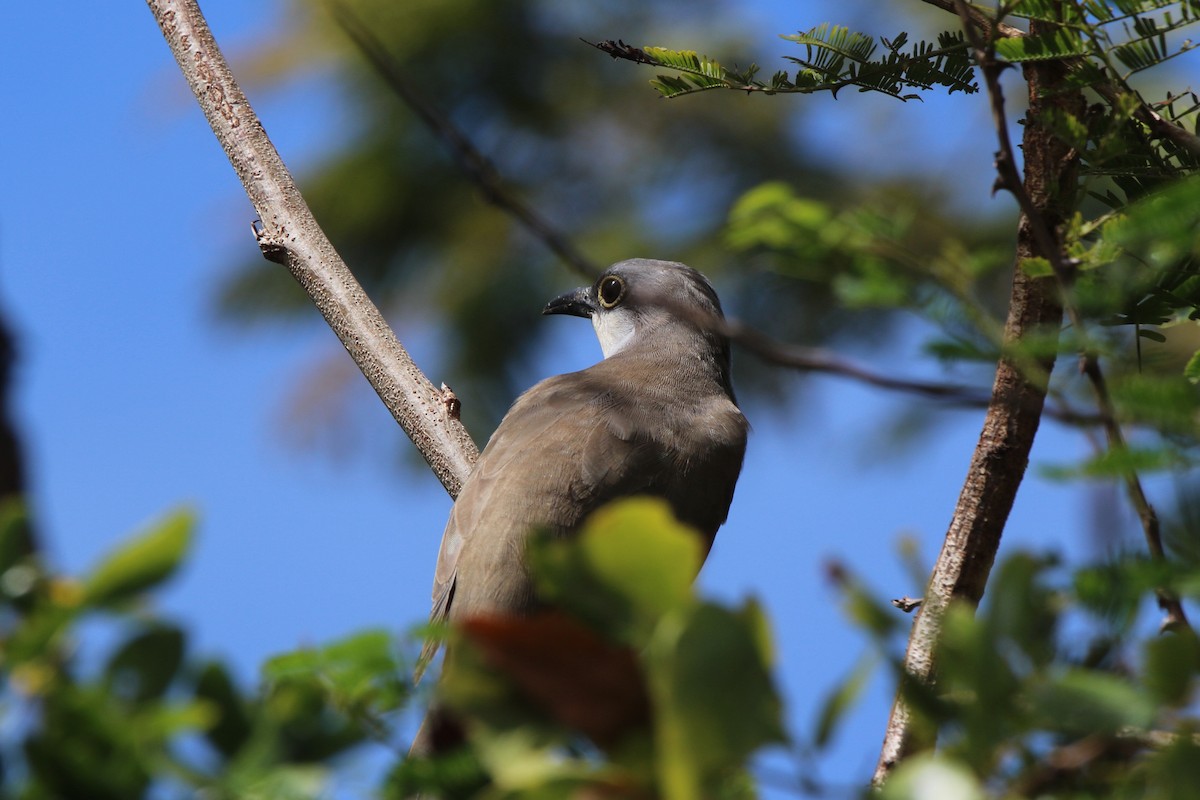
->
[1029,670,1157,734]
[725,181,832,251]
[263,629,408,715]
[647,601,785,800]
[1040,445,1189,480]
[981,554,1058,670]
[1142,632,1199,706]
[578,498,703,622]
[1019,256,1055,278]
[83,509,195,607]
[529,497,704,641]
[1075,556,1173,629]
[194,661,253,760]
[994,28,1090,62]
[814,652,875,748]
[1184,349,1200,383]
[103,623,186,704]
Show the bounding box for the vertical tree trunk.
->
[873,17,1082,783]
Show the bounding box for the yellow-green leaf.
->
[83,509,195,606]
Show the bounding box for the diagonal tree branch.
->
[145,0,479,497]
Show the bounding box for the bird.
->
[410,258,747,755]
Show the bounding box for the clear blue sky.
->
[1,1,1151,794]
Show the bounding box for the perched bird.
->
[411,258,747,755]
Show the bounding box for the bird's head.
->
[543,259,728,359]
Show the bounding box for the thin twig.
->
[1079,356,1190,630]
[145,0,479,497]
[722,319,1100,425]
[328,0,599,282]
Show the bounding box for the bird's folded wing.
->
[415,374,658,677]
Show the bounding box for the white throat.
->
[592,312,637,358]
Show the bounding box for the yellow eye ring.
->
[597,275,626,309]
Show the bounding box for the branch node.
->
[891,596,924,613]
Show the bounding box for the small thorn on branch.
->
[440,383,462,421]
[251,218,288,264]
[891,596,924,613]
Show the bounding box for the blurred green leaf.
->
[1075,556,1175,630]
[937,603,1022,766]
[103,623,185,704]
[1020,256,1054,278]
[531,498,704,642]
[1030,670,1156,735]
[1186,349,1200,383]
[1105,177,1200,271]
[981,553,1058,671]
[648,602,785,800]
[1040,445,1189,481]
[264,629,409,716]
[82,509,195,607]
[24,686,151,800]
[1140,729,1200,800]
[578,498,702,623]
[814,652,875,748]
[195,660,254,760]
[1142,632,1199,707]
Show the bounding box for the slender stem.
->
[328,0,599,282]
[144,0,479,497]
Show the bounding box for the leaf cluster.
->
[823,551,1200,799]
[398,498,785,799]
[592,26,978,101]
[0,504,411,799]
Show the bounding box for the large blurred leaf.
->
[195,660,254,760]
[23,686,152,800]
[578,498,703,623]
[103,623,186,704]
[647,601,785,800]
[1142,632,1199,707]
[529,497,703,642]
[880,754,985,800]
[82,509,195,607]
[1029,669,1157,735]
[264,629,410,719]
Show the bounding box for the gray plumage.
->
[411,259,747,754]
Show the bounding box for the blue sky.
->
[1,0,1168,794]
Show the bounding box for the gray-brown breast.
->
[427,353,747,631]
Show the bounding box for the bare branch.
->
[1078,356,1190,630]
[145,0,479,497]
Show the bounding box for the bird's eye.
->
[597,276,626,309]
